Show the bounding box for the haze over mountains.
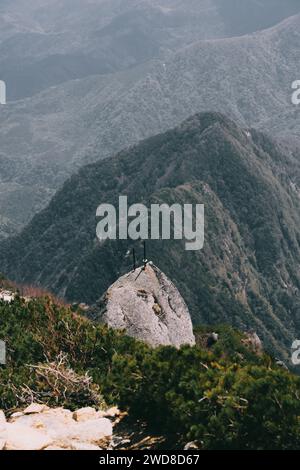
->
[1,0,299,101]
[2,3,300,450]
[0,4,300,238]
[2,113,300,359]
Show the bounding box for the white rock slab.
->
[23,404,50,414]
[73,407,97,422]
[54,418,113,444]
[0,411,7,450]
[5,423,52,450]
[70,442,102,450]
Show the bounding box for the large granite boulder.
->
[89,263,195,348]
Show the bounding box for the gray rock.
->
[90,264,195,348]
[242,331,263,354]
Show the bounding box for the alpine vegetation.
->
[1,1,300,453]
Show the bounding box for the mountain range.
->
[2,2,300,451]
[0,8,300,238]
[1,112,300,359]
[1,0,299,100]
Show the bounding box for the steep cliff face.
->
[88,263,195,348]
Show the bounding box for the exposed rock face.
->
[5,423,52,451]
[0,290,14,303]
[242,332,263,354]
[0,404,165,450]
[89,263,195,348]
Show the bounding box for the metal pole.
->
[143,241,147,269]
[132,248,136,271]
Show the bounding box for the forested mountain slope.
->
[1,113,300,358]
[0,13,299,237]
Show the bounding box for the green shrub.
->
[1,297,300,449]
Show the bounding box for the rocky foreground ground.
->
[0,404,171,451]
[0,404,122,450]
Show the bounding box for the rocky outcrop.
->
[89,263,195,348]
[0,404,121,451]
[0,290,14,303]
[242,331,263,354]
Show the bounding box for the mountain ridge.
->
[1,112,300,358]
[0,11,300,237]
